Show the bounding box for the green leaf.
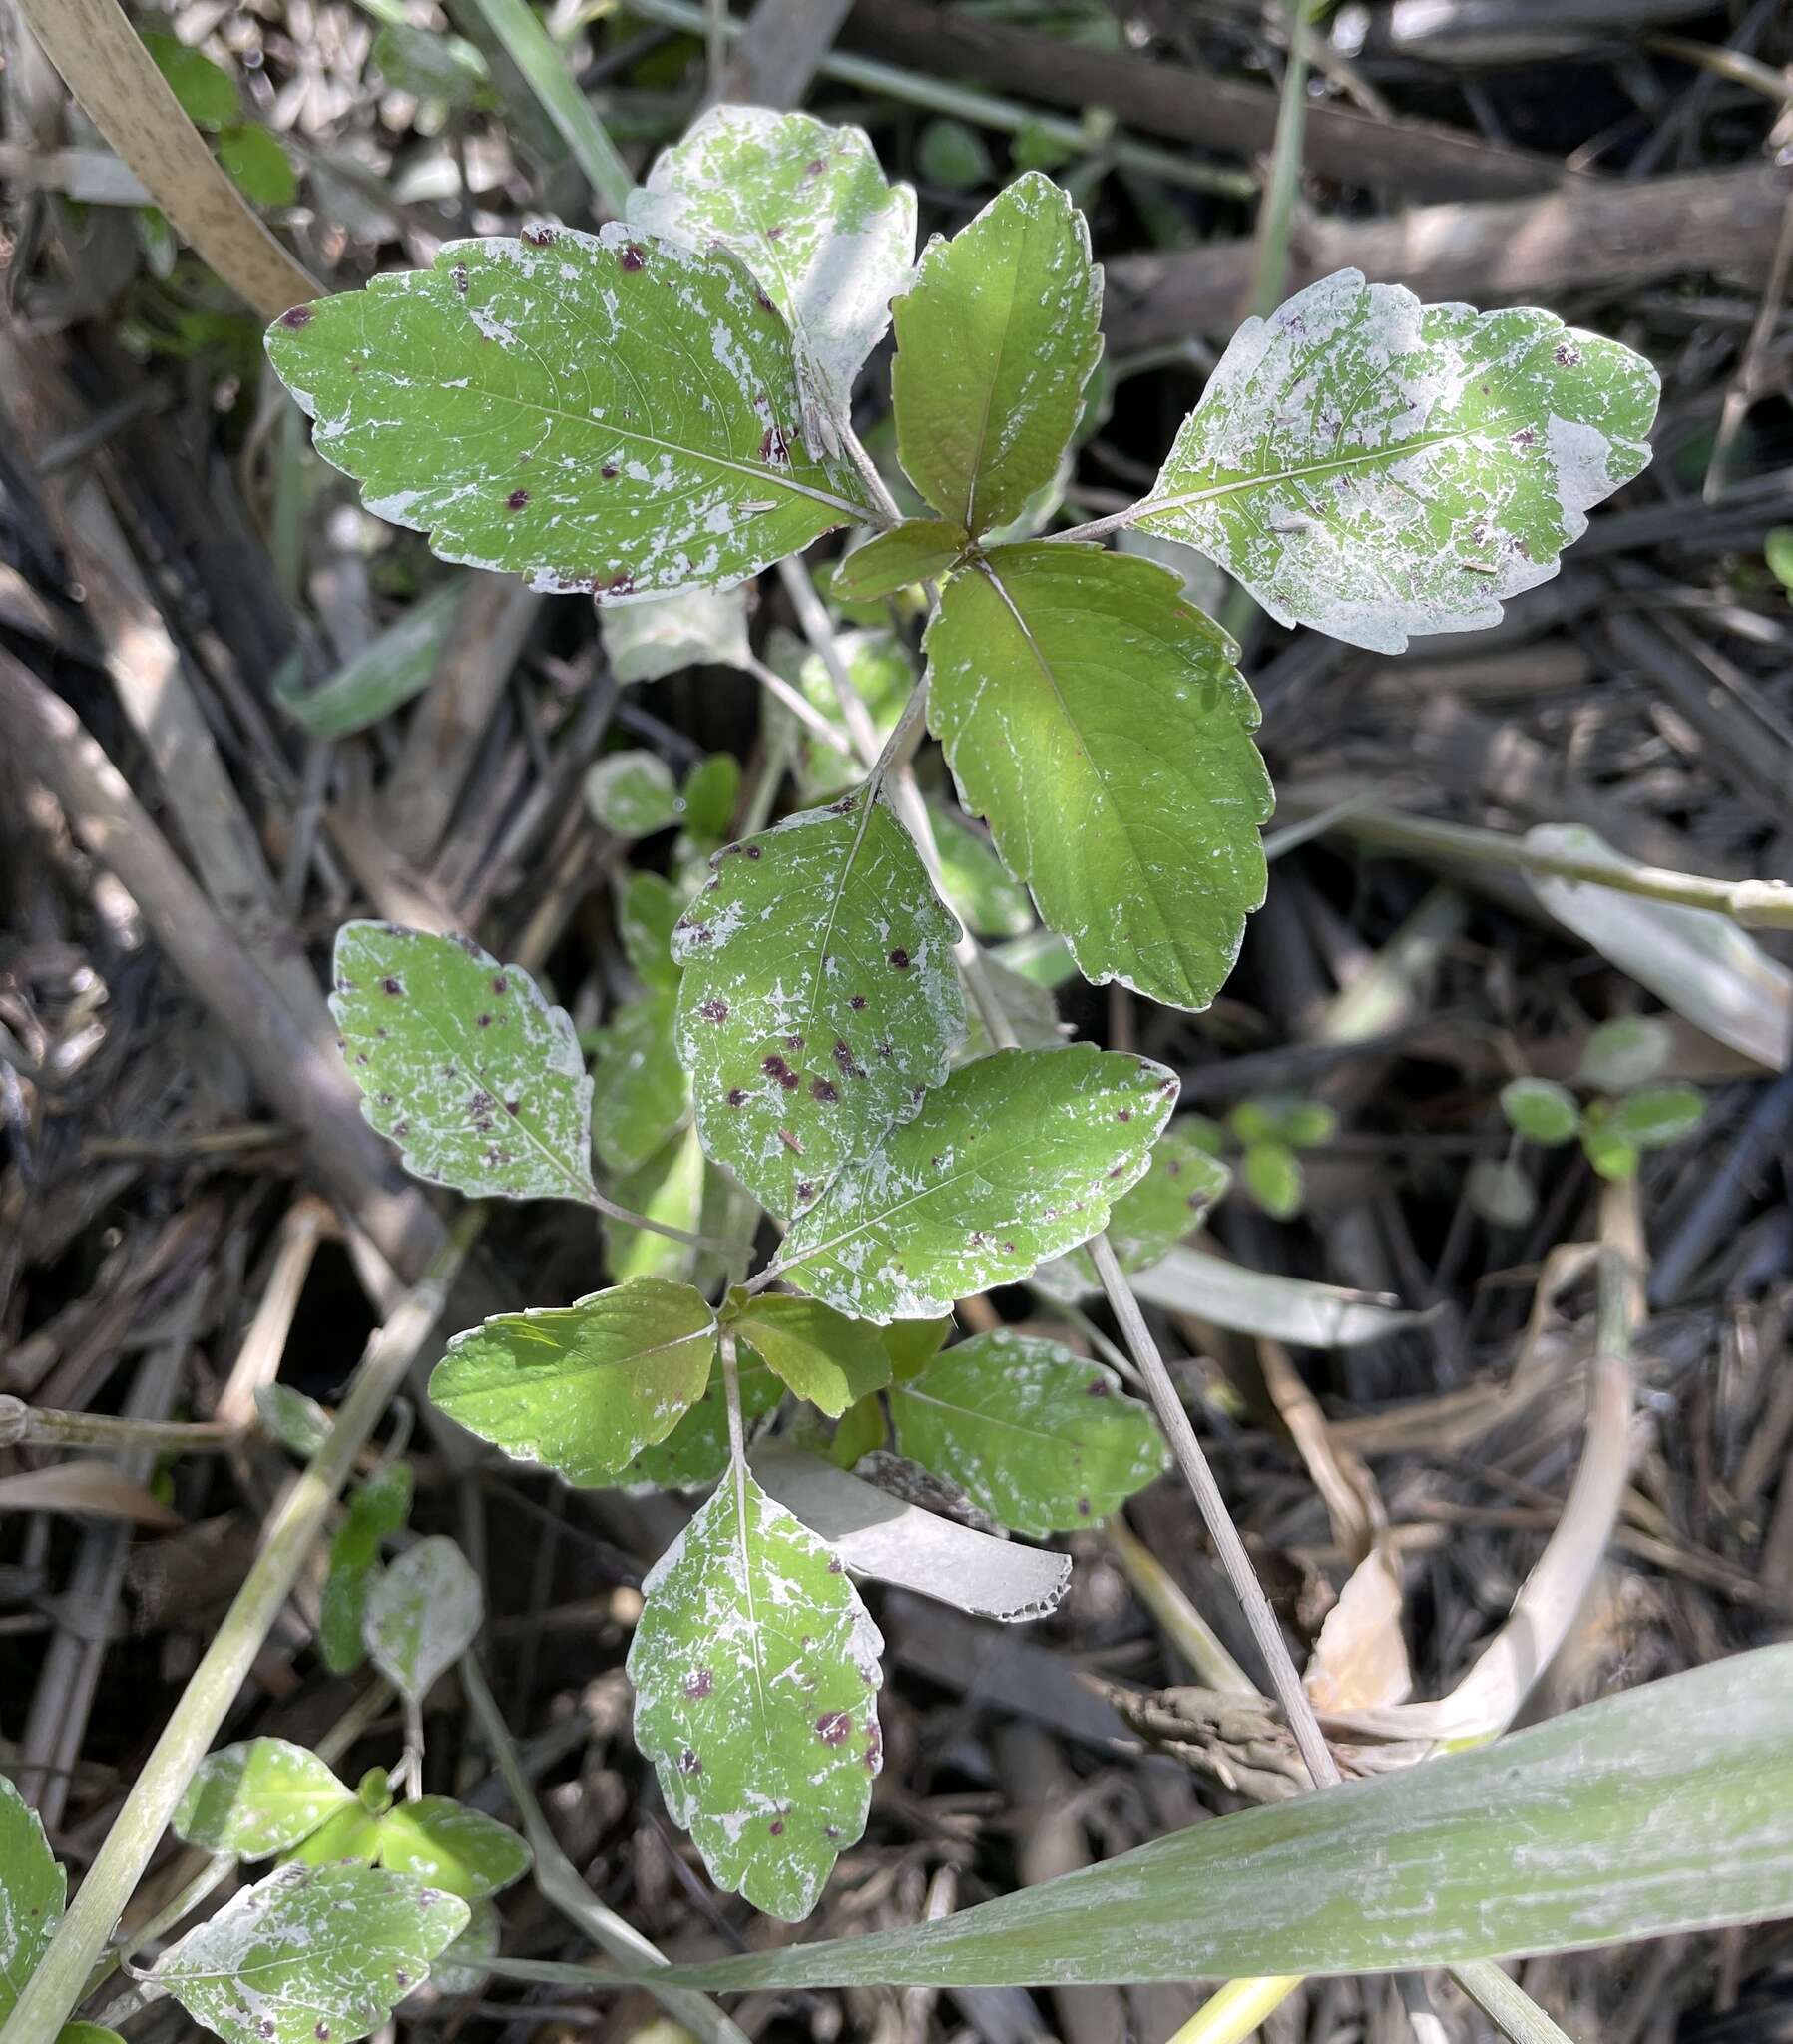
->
[929,803,1033,940]
[141,29,238,128]
[1499,1077,1581,1147]
[893,173,1101,537]
[618,872,683,992]
[1467,1156,1536,1229]
[649,1645,1793,1989]
[152,1861,469,2044]
[1035,1119,1230,1300]
[627,105,916,455]
[266,226,864,602]
[284,1801,382,1868]
[605,1125,709,1285]
[1576,1015,1671,1092]
[363,1536,483,1704]
[1232,1095,1337,1148]
[320,1461,414,1676]
[175,1739,353,1857]
[377,1796,532,1900]
[881,1317,952,1383]
[430,1278,717,1485]
[1240,1139,1304,1220]
[427,1894,501,1998]
[586,751,680,837]
[916,117,996,191]
[680,753,742,841]
[959,952,1066,1057]
[830,1394,886,1467]
[925,544,1271,1011]
[626,1352,783,1490]
[728,1292,892,1417]
[778,1044,1178,1321]
[1139,268,1660,654]
[331,922,598,1206]
[601,584,751,684]
[256,1382,333,1458]
[218,123,298,208]
[57,2027,126,2044]
[830,519,969,602]
[1606,1084,1704,1150]
[891,1330,1163,1537]
[627,1467,884,1921]
[672,791,965,1223]
[1,1770,64,2026]
[371,22,488,106]
[1767,525,1793,593]
[590,991,687,1176]
[1578,1113,1639,1183]
[356,1767,394,1817]
[275,583,460,739]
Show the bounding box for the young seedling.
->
[255,100,1656,1927]
[1502,1015,1704,1190]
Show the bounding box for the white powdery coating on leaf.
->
[628,1470,884,1921]
[600,583,752,683]
[672,792,966,1224]
[0,1773,63,2014]
[365,1537,483,1704]
[266,224,863,604]
[176,1740,353,1857]
[1141,267,1660,653]
[628,105,917,456]
[330,922,596,1207]
[779,1044,1179,1322]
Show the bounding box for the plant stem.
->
[719,1324,746,1470]
[1164,1975,1304,2044]
[0,1206,484,2044]
[0,1398,240,1454]
[472,0,634,217]
[1245,0,1312,319]
[461,1655,749,2044]
[1455,1961,1575,2044]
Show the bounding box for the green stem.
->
[1455,1961,1576,2044]
[1165,1976,1303,2044]
[0,1398,239,1454]
[1245,0,1311,319]
[0,1207,484,2044]
[471,0,634,217]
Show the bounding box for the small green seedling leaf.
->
[929,803,1033,940]
[256,1382,333,1458]
[1036,1120,1230,1300]
[891,1330,1164,1537]
[331,922,598,1206]
[285,1801,382,1868]
[590,992,687,1176]
[320,1460,414,1676]
[267,226,863,602]
[681,753,742,842]
[151,1861,469,2044]
[1240,1139,1304,1220]
[586,751,681,838]
[628,1467,884,1920]
[1576,1015,1672,1092]
[1231,1096,1335,1148]
[626,1352,783,1490]
[430,1278,717,1485]
[830,519,969,601]
[1500,1077,1581,1147]
[926,544,1271,1011]
[357,1767,395,1816]
[892,171,1101,536]
[377,1796,533,1900]
[1606,1084,1704,1150]
[601,584,751,683]
[619,872,684,993]
[1140,268,1660,653]
[779,624,915,798]
[672,791,965,1222]
[218,123,298,208]
[276,583,460,739]
[1579,1120,1640,1183]
[728,1292,892,1417]
[778,1044,1178,1321]
[364,1536,483,1704]
[141,29,238,128]
[176,1739,354,1857]
[916,117,995,191]
[1,1771,63,2026]
[627,105,916,456]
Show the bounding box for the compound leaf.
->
[672,792,965,1223]
[364,1536,483,1704]
[331,922,597,1207]
[892,172,1102,537]
[891,1330,1164,1537]
[627,1468,884,1921]
[430,1278,717,1485]
[175,1739,353,1858]
[926,544,1271,1011]
[267,225,865,603]
[1035,1119,1229,1300]
[377,1797,532,1901]
[778,1044,1178,1321]
[628,105,916,456]
[728,1292,892,1417]
[1139,268,1660,654]
[831,519,968,601]
[151,1861,469,2044]
[1,1772,63,2026]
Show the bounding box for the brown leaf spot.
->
[778,1128,804,1153]
[758,426,790,465]
[726,1087,749,1107]
[769,1817,785,1834]
[785,1033,806,1051]
[619,242,647,270]
[849,994,867,1011]
[507,488,530,511]
[381,976,404,996]
[1555,339,1581,367]
[1117,1109,1131,1122]
[697,998,728,1023]
[1076,1497,1092,1516]
[601,463,619,479]
[762,1054,800,1092]
[679,1748,702,1776]
[811,1076,839,1104]
[521,222,555,247]
[888,947,911,970]
[816,1711,852,1746]
[797,1180,816,1202]
[685,1667,712,1698]
[1510,426,1538,450]
[492,974,509,993]
[1087,1377,1111,1397]
[278,304,314,328]
[452,263,469,295]
[477,1012,494,1028]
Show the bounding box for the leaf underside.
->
[926,544,1272,1012]
[267,224,862,603]
[628,1468,884,1920]
[1140,267,1660,654]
